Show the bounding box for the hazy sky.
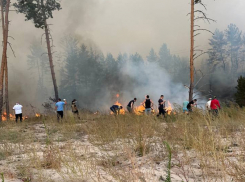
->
[9,0,245,61]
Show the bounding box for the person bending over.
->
[110,105,123,115]
[187,99,197,112]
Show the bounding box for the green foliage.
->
[163,141,172,182]
[13,0,61,28]
[235,76,245,107]
[158,43,189,83]
[1,173,4,182]
[147,48,158,63]
[58,36,189,110]
[27,40,49,101]
[198,23,245,100]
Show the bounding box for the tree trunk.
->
[44,21,59,101]
[189,0,194,102]
[0,0,10,122]
[5,60,9,120]
[1,2,9,120]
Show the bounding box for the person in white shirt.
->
[13,103,23,123]
[206,98,212,113]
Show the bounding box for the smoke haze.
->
[3,0,245,113]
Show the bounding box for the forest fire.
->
[165,101,173,115]
[111,94,125,115]
[1,112,28,121]
[134,105,155,115]
[2,112,14,121]
[134,105,145,115]
[35,113,41,117]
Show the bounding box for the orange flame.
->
[112,101,125,115]
[35,113,41,117]
[134,105,155,115]
[2,112,7,121]
[2,112,27,121]
[165,101,173,115]
[134,105,145,115]
[111,94,125,115]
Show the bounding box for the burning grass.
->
[0,105,245,181]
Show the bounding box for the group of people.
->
[205,96,221,115]
[11,95,221,123]
[110,95,167,117]
[55,98,80,121]
[110,95,221,117]
[182,96,221,115]
[12,98,81,122]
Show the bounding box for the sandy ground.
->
[0,122,239,182]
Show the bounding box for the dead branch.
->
[7,42,15,57]
[194,33,201,37]
[49,97,57,102]
[194,28,214,35]
[194,74,206,88]
[196,2,207,10]
[8,36,14,40]
[194,17,216,23]
[184,85,190,89]
[194,51,209,60]
[194,49,203,52]
[41,52,48,56]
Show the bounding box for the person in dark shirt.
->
[187,99,197,112]
[71,99,80,119]
[110,105,123,115]
[157,95,166,117]
[142,95,153,115]
[127,98,137,113]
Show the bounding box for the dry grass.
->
[0,106,244,181]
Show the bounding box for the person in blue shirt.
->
[55,98,67,121]
[183,100,189,113]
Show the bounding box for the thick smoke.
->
[119,61,188,107]
[2,0,245,114]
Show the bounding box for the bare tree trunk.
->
[44,21,59,101]
[189,0,194,101]
[5,60,9,119]
[1,1,9,120]
[0,0,10,122]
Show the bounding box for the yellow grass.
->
[0,105,244,181]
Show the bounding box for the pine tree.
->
[14,0,61,101]
[208,29,227,72]
[130,53,144,66]
[225,24,242,75]
[27,40,50,102]
[235,76,245,107]
[147,48,158,63]
[158,43,171,70]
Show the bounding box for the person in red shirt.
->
[210,96,221,115]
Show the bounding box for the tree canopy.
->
[13,0,61,28]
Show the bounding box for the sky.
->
[4,0,245,110]
[9,0,245,60]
